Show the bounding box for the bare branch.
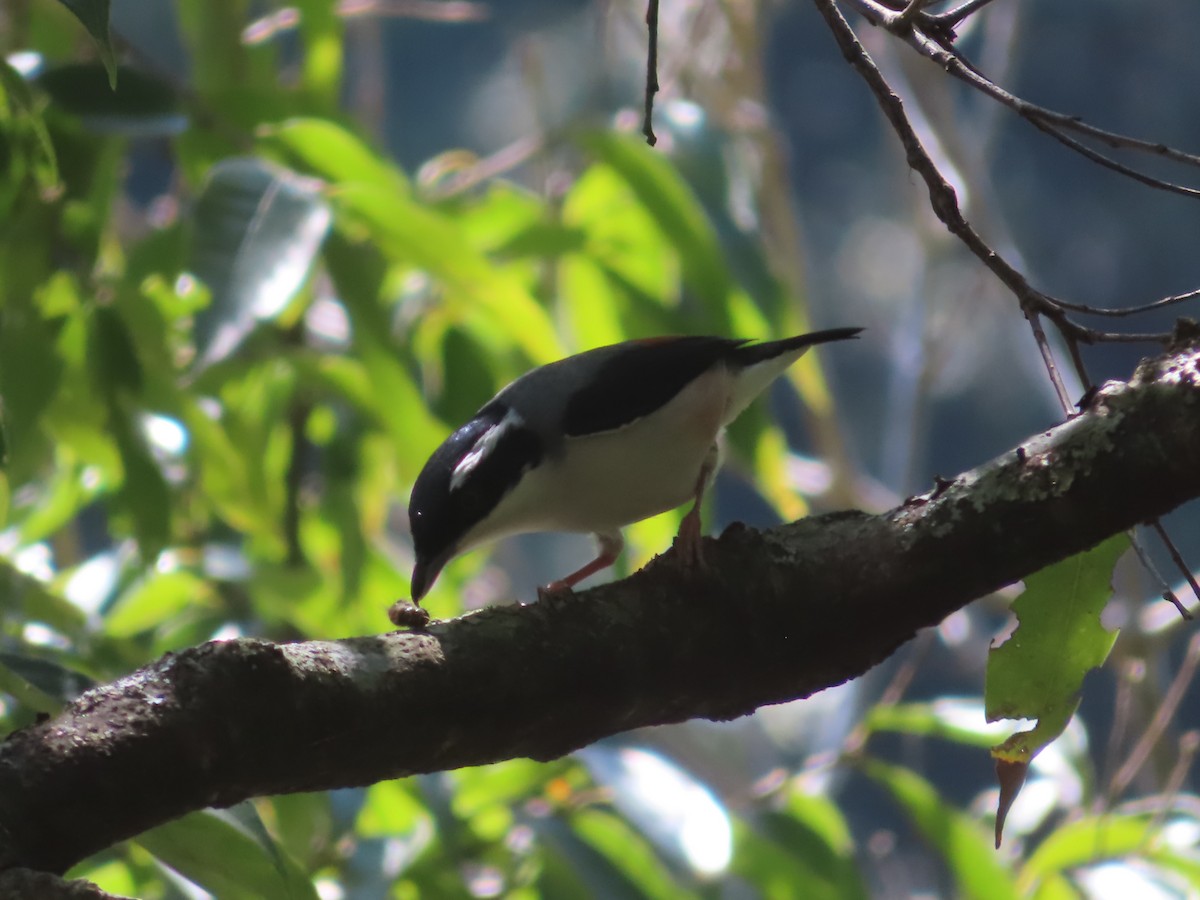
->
[929,0,1005,28]
[1053,287,1200,319]
[2,342,1199,876]
[842,0,1200,194]
[810,0,1077,411]
[903,25,1200,196]
[1107,633,1200,803]
[1150,519,1200,609]
[643,0,660,146]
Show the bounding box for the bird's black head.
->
[408,403,543,601]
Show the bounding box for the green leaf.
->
[108,405,171,559]
[332,184,563,366]
[258,118,408,197]
[864,759,1020,900]
[567,807,698,900]
[986,535,1127,759]
[1020,815,1156,891]
[579,131,756,333]
[36,65,183,134]
[864,698,1012,749]
[735,791,866,900]
[0,302,64,479]
[104,570,210,637]
[190,157,331,368]
[0,652,92,710]
[357,780,431,838]
[0,559,88,638]
[136,808,319,900]
[0,59,60,193]
[265,793,334,870]
[452,760,561,820]
[87,306,143,396]
[986,536,1127,844]
[53,0,118,88]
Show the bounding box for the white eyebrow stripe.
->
[450,407,526,492]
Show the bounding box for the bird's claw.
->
[537,580,576,603]
[672,510,709,571]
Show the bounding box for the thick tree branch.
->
[2,342,1200,876]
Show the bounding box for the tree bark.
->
[2,341,1199,876]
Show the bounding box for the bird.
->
[407,328,861,602]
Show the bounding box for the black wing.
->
[560,336,746,437]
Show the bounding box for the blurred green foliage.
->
[0,1,1196,897]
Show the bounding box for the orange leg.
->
[538,531,624,600]
[673,445,719,569]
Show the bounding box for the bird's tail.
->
[723,327,862,424]
[731,327,863,367]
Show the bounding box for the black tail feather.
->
[731,327,863,367]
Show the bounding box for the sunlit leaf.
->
[567,806,698,900]
[864,698,1011,749]
[104,570,210,637]
[986,536,1127,843]
[0,652,91,711]
[579,131,746,331]
[291,0,342,106]
[865,759,1020,900]
[357,780,430,838]
[52,0,118,88]
[63,858,141,897]
[258,118,408,197]
[136,809,319,900]
[263,792,334,870]
[0,59,60,193]
[0,560,87,637]
[332,184,562,365]
[579,745,731,878]
[736,790,866,900]
[189,157,331,368]
[1020,815,1156,891]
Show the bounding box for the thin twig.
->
[1149,519,1200,611]
[417,133,545,200]
[810,0,1076,414]
[1152,731,1200,836]
[1129,529,1192,621]
[1108,633,1200,802]
[1052,287,1200,319]
[903,28,1200,194]
[929,0,1004,27]
[1022,112,1200,201]
[643,0,660,146]
[1063,333,1093,392]
[1070,330,1175,345]
[848,0,1200,178]
[1026,312,1074,414]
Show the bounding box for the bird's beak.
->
[411,555,444,603]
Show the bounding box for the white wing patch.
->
[450,407,525,492]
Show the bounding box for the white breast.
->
[458,365,735,549]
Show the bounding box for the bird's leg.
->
[538,531,625,601]
[674,444,720,569]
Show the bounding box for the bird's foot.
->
[537,580,576,603]
[672,506,709,571]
